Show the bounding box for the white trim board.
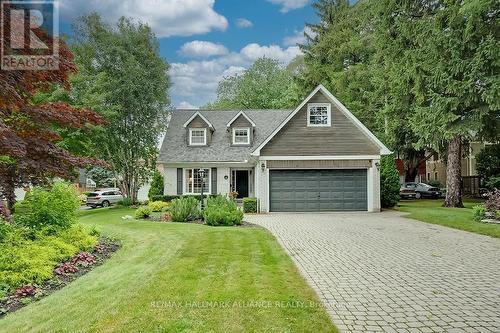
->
[251,84,392,156]
[226,111,256,127]
[183,111,214,129]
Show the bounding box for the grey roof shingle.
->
[158,109,292,163]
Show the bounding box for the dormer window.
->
[307,103,331,127]
[189,128,207,146]
[232,128,250,145]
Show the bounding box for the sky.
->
[57,0,318,108]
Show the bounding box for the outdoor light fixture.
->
[375,162,380,170]
[261,162,265,171]
[224,175,228,180]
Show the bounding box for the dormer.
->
[183,111,214,146]
[226,111,256,146]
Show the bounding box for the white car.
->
[86,189,123,208]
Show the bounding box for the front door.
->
[235,170,249,198]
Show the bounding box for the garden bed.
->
[145,214,259,227]
[0,237,120,317]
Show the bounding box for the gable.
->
[259,89,381,156]
[230,114,253,128]
[188,115,210,128]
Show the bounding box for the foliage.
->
[472,205,486,222]
[148,171,164,200]
[427,180,442,188]
[0,225,98,292]
[71,14,171,202]
[485,190,500,215]
[117,198,134,207]
[86,167,115,188]
[14,182,81,232]
[151,195,180,202]
[302,0,499,208]
[170,197,200,222]
[134,206,152,219]
[71,252,96,267]
[54,262,78,276]
[485,176,500,190]
[380,155,401,208]
[0,5,105,212]
[204,196,243,226]
[206,58,301,109]
[476,144,500,188]
[243,197,257,213]
[148,201,170,212]
[15,285,38,298]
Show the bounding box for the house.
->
[158,85,391,212]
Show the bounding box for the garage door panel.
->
[270,169,367,212]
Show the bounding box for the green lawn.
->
[0,208,336,333]
[396,199,500,238]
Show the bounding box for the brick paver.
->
[245,211,500,333]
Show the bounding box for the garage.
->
[269,169,368,212]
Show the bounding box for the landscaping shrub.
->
[170,196,200,222]
[204,196,243,226]
[0,225,98,292]
[472,205,486,222]
[117,197,133,207]
[427,180,442,188]
[148,201,170,212]
[380,155,400,208]
[151,195,179,202]
[134,206,152,219]
[243,197,257,213]
[485,176,500,190]
[14,182,81,232]
[148,170,164,200]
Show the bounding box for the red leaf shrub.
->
[71,252,96,267]
[15,285,37,298]
[54,262,78,276]
[162,213,172,222]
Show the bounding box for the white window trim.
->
[232,127,250,145]
[189,128,207,146]
[307,103,331,127]
[183,168,211,195]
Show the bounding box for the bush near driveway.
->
[204,196,243,226]
[380,154,401,208]
[243,197,257,213]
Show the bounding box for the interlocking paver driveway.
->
[245,211,500,333]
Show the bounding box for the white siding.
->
[216,167,230,195]
[367,159,381,212]
[164,167,177,195]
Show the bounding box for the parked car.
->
[86,190,123,208]
[401,182,441,199]
[400,183,417,199]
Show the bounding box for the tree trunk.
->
[0,166,17,211]
[444,136,464,208]
[405,167,418,182]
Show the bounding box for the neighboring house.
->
[426,142,490,194]
[158,85,391,212]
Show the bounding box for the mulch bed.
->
[0,238,120,318]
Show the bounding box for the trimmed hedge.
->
[151,194,217,202]
[243,197,257,213]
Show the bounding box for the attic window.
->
[307,103,331,127]
[232,128,250,145]
[189,128,206,146]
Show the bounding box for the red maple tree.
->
[0,4,105,213]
